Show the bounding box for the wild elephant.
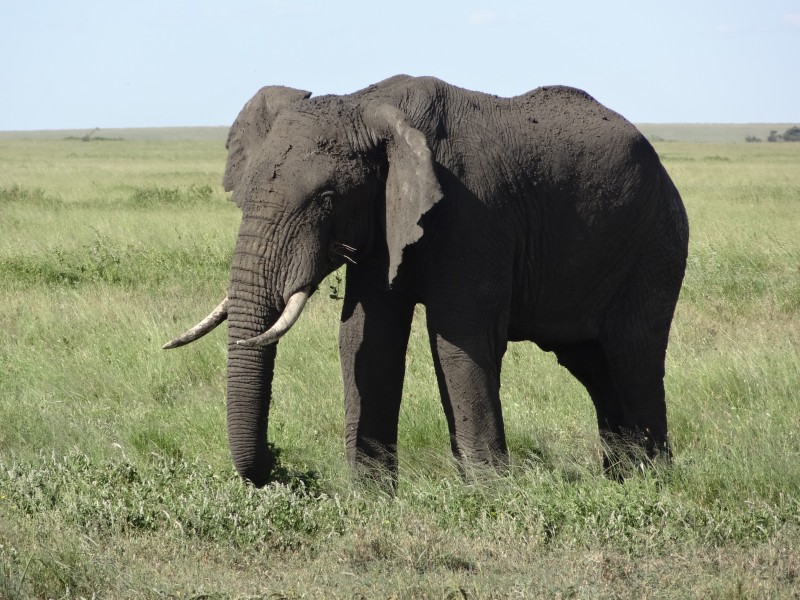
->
[164,76,689,487]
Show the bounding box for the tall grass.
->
[1,137,799,598]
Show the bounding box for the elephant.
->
[164,75,689,488]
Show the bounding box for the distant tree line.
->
[747,126,800,143]
[63,128,124,142]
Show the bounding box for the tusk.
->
[163,297,229,349]
[236,288,310,348]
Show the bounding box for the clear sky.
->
[2,1,798,130]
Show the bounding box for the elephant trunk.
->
[226,333,277,487]
[226,288,310,485]
[225,190,326,486]
[225,232,286,487]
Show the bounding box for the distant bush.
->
[767,131,782,142]
[63,128,123,142]
[63,136,124,142]
[745,135,762,143]
[783,126,800,142]
[766,126,800,143]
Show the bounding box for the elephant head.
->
[165,88,442,486]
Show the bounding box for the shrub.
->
[767,130,782,142]
[783,126,800,142]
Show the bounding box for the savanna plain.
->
[1,127,798,599]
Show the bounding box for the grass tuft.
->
[0,184,61,207]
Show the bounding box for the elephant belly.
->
[508,314,600,346]
[507,263,622,346]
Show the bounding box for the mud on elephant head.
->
[164,76,689,488]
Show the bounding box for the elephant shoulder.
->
[354,75,446,105]
[352,76,450,140]
[354,74,416,95]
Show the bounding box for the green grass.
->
[1,135,799,598]
[0,127,228,142]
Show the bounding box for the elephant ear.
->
[362,103,443,284]
[223,86,312,208]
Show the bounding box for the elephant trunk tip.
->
[235,459,274,488]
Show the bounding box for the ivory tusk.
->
[162,297,229,349]
[236,288,310,348]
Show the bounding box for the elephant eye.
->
[318,190,337,205]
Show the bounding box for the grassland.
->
[2,122,796,143]
[636,123,798,143]
[1,132,799,598]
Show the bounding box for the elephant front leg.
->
[339,264,414,489]
[426,308,510,475]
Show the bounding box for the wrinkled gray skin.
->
[168,76,688,488]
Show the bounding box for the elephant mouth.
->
[235,287,311,348]
[165,238,352,352]
[162,282,313,351]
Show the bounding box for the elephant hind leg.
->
[598,333,672,478]
[595,253,683,474]
[553,325,674,477]
[550,340,629,473]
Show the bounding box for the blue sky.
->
[1,1,798,130]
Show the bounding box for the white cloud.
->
[785,13,800,27]
[468,9,498,26]
[713,23,740,35]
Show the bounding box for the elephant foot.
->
[601,430,672,482]
[453,445,510,484]
[348,442,399,495]
[351,465,398,497]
